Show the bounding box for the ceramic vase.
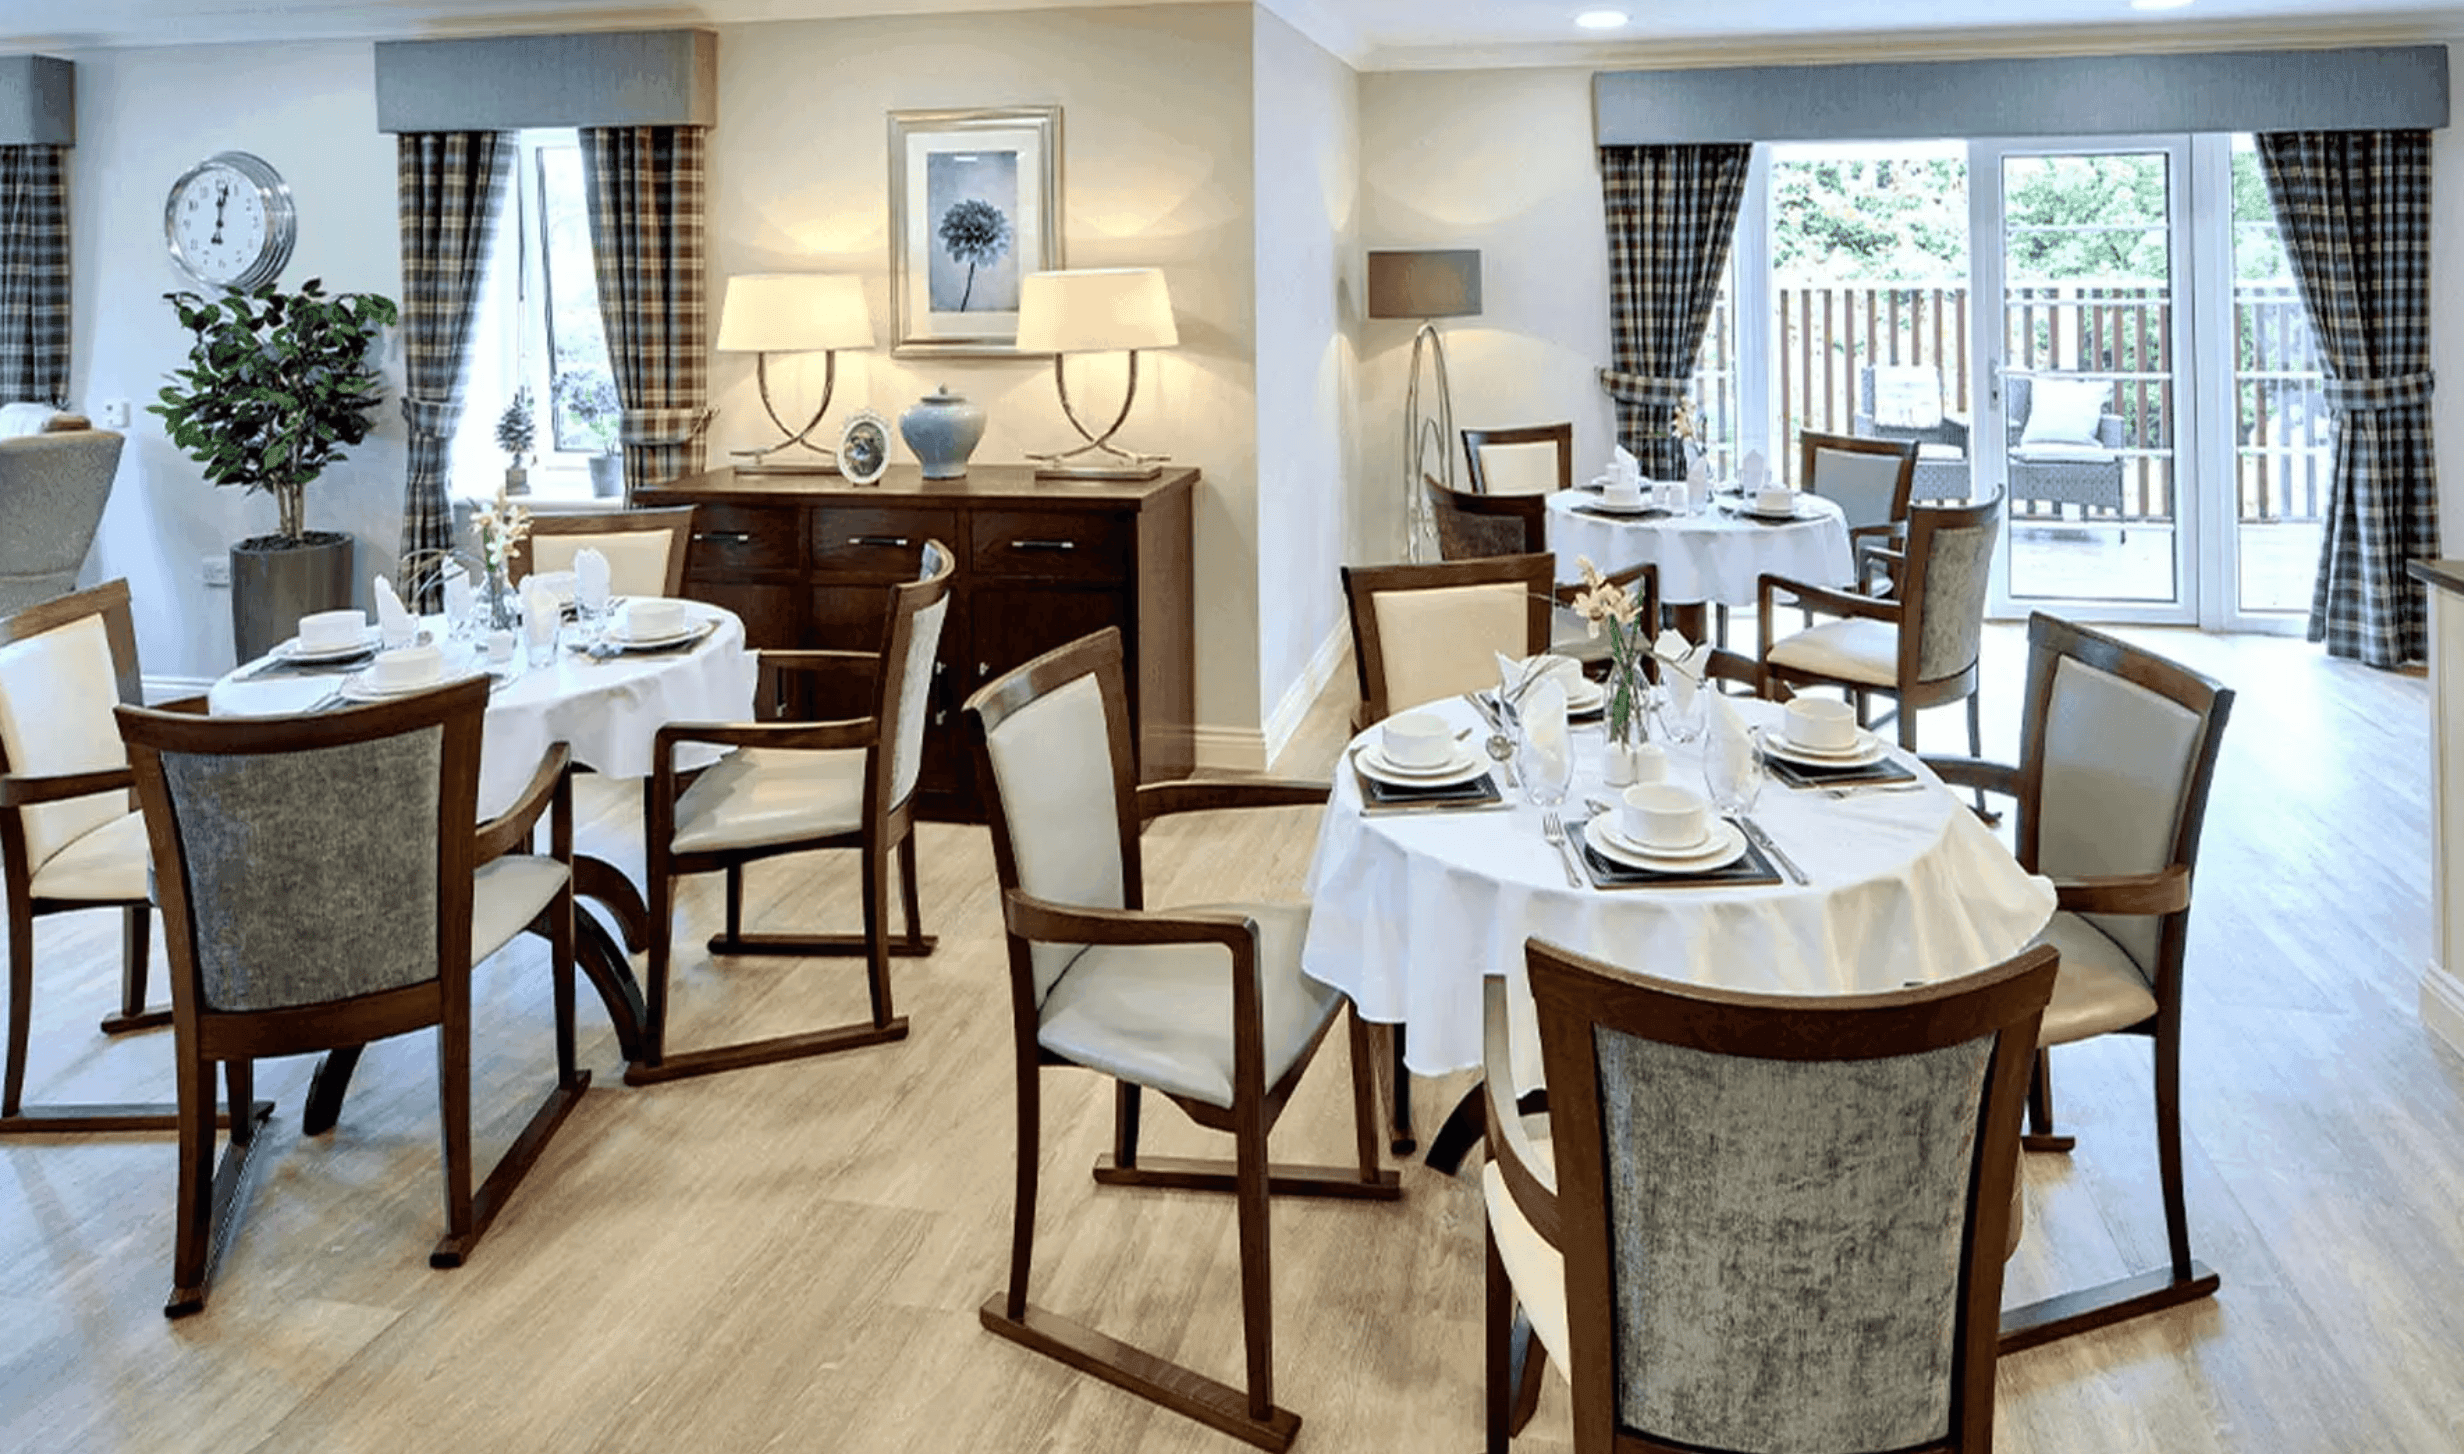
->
[899,385,986,480]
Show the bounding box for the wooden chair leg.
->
[3,897,31,1117]
[101,904,173,1035]
[1114,1081,1142,1170]
[0,900,204,1135]
[1897,694,1920,751]
[1234,1104,1275,1422]
[435,1002,475,1257]
[2024,1047,2074,1153]
[897,831,926,950]
[724,863,743,944]
[635,863,677,1076]
[1346,1006,1383,1183]
[301,1045,367,1136]
[165,1053,271,1318]
[861,840,895,1027]
[1388,1021,1416,1155]
[2156,1025,2194,1277]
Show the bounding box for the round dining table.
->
[1301,693,2055,1160]
[1545,489,1857,611]
[208,599,758,1064]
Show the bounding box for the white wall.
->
[70,41,407,683]
[2434,42,2464,556]
[1357,66,1611,559]
[1250,6,1359,754]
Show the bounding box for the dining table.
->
[206,598,759,1066]
[1300,691,2056,1169]
[1545,488,1857,638]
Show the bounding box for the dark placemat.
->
[1351,761,1504,814]
[1720,507,1804,528]
[238,649,378,680]
[1572,817,1783,889]
[1763,751,1918,791]
[1571,503,1672,522]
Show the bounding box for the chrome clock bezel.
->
[164,151,296,290]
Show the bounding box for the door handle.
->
[1010,538,1077,552]
[693,531,754,545]
[848,535,911,549]
[979,661,990,678]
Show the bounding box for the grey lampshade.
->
[1367,250,1482,320]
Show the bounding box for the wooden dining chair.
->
[1342,554,1555,727]
[1756,494,2002,755]
[1924,612,2236,1352]
[509,506,697,596]
[116,678,587,1316]
[1797,429,1918,594]
[965,628,1398,1453]
[1422,476,1659,677]
[1462,423,1574,496]
[0,580,256,1135]
[628,542,954,1085]
[1484,937,2055,1453]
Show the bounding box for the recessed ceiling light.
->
[1575,10,1631,29]
[2129,0,2193,10]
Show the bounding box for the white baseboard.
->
[1263,621,1351,766]
[1193,725,1269,775]
[143,675,217,704]
[2423,960,2464,1063]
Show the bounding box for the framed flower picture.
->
[888,106,1063,356]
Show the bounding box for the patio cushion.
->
[27,809,147,902]
[2012,442,2117,465]
[2031,909,2159,1046]
[1766,617,1898,686]
[669,746,867,855]
[2019,378,2110,447]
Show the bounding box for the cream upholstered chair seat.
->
[668,746,868,855]
[1764,616,1897,686]
[26,809,148,901]
[1036,900,1341,1111]
[2031,911,2159,1047]
[472,856,571,965]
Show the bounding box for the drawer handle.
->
[1011,538,1078,552]
[848,535,912,549]
[694,531,755,545]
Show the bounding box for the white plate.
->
[605,619,707,650]
[1565,682,1606,714]
[1585,498,1659,515]
[274,630,380,663]
[1731,502,1814,522]
[1355,743,1490,787]
[1760,730,1888,768]
[338,668,483,703]
[1584,816,1749,872]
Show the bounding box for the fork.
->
[1541,811,1583,888]
[1822,782,1926,799]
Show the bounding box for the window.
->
[455,129,615,502]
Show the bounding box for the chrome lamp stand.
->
[1029,352,1167,480]
[731,351,841,473]
[1401,320,1456,562]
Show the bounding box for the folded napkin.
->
[440,562,474,624]
[574,547,611,613]
[373,575,416,647]
[1496,651,1583,708]
[1706,690,1757,792]
[1612,444,1642,493]
[1686,449,1709,487]
[1736,448,1769,489]
[1522,675,1571,787]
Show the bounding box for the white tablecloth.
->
[207,601,758,820]
[1300,696,2055,1086]
[1546,490,1856,606]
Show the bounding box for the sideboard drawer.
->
[686,503,800,577]
[971,510,1131,583]
[812,508,961,578]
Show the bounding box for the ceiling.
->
[3,0,2459,69]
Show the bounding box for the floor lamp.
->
[1368,249,1482,562]
[716,273,874,472]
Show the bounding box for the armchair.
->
[0,428,124,616]
[2004,373,2127,521]
[1461,422,1573,496]
[1422,476,1658,676]
[508,505,698,596]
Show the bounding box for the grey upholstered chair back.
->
[1809,447,1906,533]
[0,431,125,616]
[1910,500,2001,683]
[157,728,447,1013]
[886,543,954,807]
[1427,478,1531,562]
[980,667,1125,1005]
[1592,1027,1995,1450]
[2035,654,2204,980]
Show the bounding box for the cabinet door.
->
[966,585,1130,700]
[691,583,798,649]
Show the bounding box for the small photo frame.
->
[889,105,1062,357]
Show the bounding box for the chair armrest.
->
[2054,867,2190,917]
[1483,978,1560,1246]
[474,743,571,867]
[654,717,877,757]
[1700,647,1780,699]
[1005,888,1256,955]
[1137,778,1331,827]
[0,766,134,807]
[756,648,881,721]
[1920,755,2021,799]
[1848,524,1904,546]
[1940,413,1971,450]
[1758,573,1903,624]
[2097,414,2126,450]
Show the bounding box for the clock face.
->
[165,153,294,289]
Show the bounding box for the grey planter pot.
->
[232,531,354,664]
[588,453,624,499]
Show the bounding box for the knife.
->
[1738,815,1809,885]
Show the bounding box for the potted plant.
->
[496,386,535,497]
[554,367,624,498]
[152,279,398,662]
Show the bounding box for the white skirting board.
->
[2423,961,2464,1063]
[143,675,218,704]
[1195,621,1351,774]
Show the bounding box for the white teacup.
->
[1623,782,1709,852]
[1784,697,1859,752]
[1603,482,1645,509]
[1381,711,1454,770]
[371,644,444,692]
[296,608,367,653]
[1754,486,1797,515]
[623,598,688,641]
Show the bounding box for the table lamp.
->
[715,273,873,472]
[1367,248,1481,561]
[1015,267,1179,480]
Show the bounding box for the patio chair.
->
[2004,373,2127,525]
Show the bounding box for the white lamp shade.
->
[714,273,874,353]
[1014,268,1179,354]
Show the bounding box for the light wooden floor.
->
[4,623,2460,1452]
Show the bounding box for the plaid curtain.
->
[2258,131,2438,669]
[1598,144,1752,478]
[0,145,68,407]
[396,131,512,607]
[581,126,710,497]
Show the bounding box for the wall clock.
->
[839,409,891,486]
[164,151,296,290]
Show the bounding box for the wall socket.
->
[201,555,231,588]
[97,399,131,429]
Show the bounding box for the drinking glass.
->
[1517,727,1572,808]
[1653,674,1707,746]
[1702,726,1767,818]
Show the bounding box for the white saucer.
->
[1584,816,1749,872]
[339,668,480,703]
[1760,730,1887,768]
[1564,683,1606,714]
[1356,743,1490,787]
[605,619,707,650]
[1732,502,1813,522]
[1586,497,1658,515]
[275,630,380,663]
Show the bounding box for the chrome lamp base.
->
[730,350,843,475]
[1029,351,1168,480]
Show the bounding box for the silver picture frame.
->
[888,106,1062,357]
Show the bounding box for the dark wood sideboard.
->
[637,464,1196,820]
